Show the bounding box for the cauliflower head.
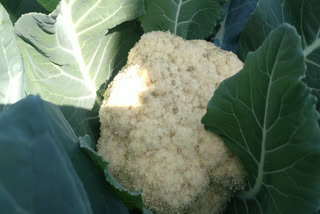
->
[98,31,246,213]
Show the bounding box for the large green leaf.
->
[36,0,60,12]
[0,96,92,214]
[202,24,320,213]
[0,4,25,105]
[237,0,320,111]
[60,21,141,144]
[0,95,130,213]
[140,0,226,39]
[43,103,130,214]
[14,0,145,109]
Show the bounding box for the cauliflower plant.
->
[98,31,246,214]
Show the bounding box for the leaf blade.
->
[0,95,131,214]
[43,103,130,214]
[36,0,59,12]
[59,21,141,145]
[14,0,145,109]
[0,96,93,214]
[140,0,226,39]
[0,4,25,104]
[214,0,258,52]
[202,24,320,214]
[237,0,320,112]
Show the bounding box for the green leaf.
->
[214,0,258,52]
[36,0,60,12]
[14,0,145,109]
[59,21,141,144]
[0,96,93,214]
[0,95,130,213]
[60,102,101,145]
[202,24,320,213]
[42,104,130,214]
[80,135,151,213]
[0,4,25,105]
[0,0,48,23]
[140,0,227,39]
[237,0,320,112]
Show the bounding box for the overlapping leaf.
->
[0,4,24,105]
[214,0,258,52]
[0,96,93,214]
[0,95,131,213]
[37,0,60,12]
[59,21,141,144]
[14,0,144,109]
[237,0,320,111]
[140,0,226,39]
[202,24,320,213]
[43,101,130,214]
[0,0,48,22]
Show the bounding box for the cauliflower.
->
[98,31,246,213]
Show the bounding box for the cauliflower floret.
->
[98,31,246,213]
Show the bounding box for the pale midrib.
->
[239,83,270,199]
[174,0,182,34]
[63,1,95,94]
[74,0,101,27]
[1,44,10,103]
[239,50,280,200]
[2,38,22,104]
[303,37,320,57]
